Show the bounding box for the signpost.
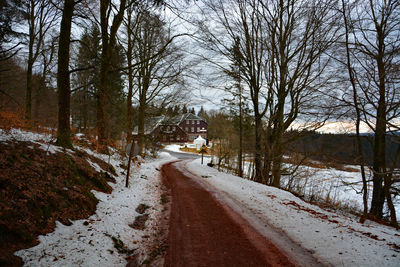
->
[125,141,139,187]
[199,145,207,165]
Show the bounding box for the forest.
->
[1,0,399,226]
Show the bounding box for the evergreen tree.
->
[182,104,188,114]
[72,25,101,132]
[71,24,125,139]
[197,106,206,118]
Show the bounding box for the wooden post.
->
[199,145,207,165]
[125,141,135,187]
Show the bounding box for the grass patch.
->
[111,236,135,255]
[179,147,198,153]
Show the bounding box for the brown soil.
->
[130,214,150,230]
[161,161,296,267]
[0,140,116,266]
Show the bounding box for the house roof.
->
[170,113,207,125]
[133,115,166,135]
[132,113,207,135]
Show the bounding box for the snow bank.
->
[0,128,74,155]
[0,128,53,143]
[220,158,399,217]
[164,144,183,153]
[9,129,177,266]
[185,158,400,267]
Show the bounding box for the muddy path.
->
[161,160,299,267]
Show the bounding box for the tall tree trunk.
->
[341,0,369,221]
[83,87,88,132]
[254,112,263,183]
[97,47,108,149]
[370,23,387,219]
[97,0,127,150]
[25,2,35,121]
[137,99,145,155]
[386,145,400,227]
[126,14,134,144]
[271,134,283,187]
[126,78,133,144]
[56,0,74,148]
[384,175,397,227]
[26,62,33,120]
[238,76,243,177]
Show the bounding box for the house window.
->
[186,120,189,124]
[177,136,180,141]
[172,126,176,131]
[192,120,195,124]
[191,127,194,132]
[197,127,200,132]
[197,120,200,124]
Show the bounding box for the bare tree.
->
[122,4,140,144]
[259,0,339,187]
[24,0,60,120]
[339,0,369,222]
[129,9,186,154]
[197,0,270,183]
[337,0,400,222]
[197,0,338,185]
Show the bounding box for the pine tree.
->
[182,104,188,114]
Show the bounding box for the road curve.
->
[161,161,296,267]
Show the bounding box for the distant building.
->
[133,113,208,143]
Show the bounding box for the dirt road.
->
[161,161,297,267]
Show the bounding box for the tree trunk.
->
[126,16,134,144]
[56,0,74,148]
[238,77,243,177]
[271,135,283,188]
[26,2,35,121]
[83,87,88,132]
[26,62,33,120]
[370,23,387,219]
[137,99,145,155]
[254,113,263,183]
[384,175,397,227]
[97,50,108,149]
[97,0,127,150]
[341,0,369,221]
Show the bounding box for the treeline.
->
[287,132,400,168]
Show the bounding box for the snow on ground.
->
[164,144,183,153]
[0,128,53,143]
[222,158,399,217]
[0,128,74,155]
[6,129,177,266]
[185,158,400,267]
